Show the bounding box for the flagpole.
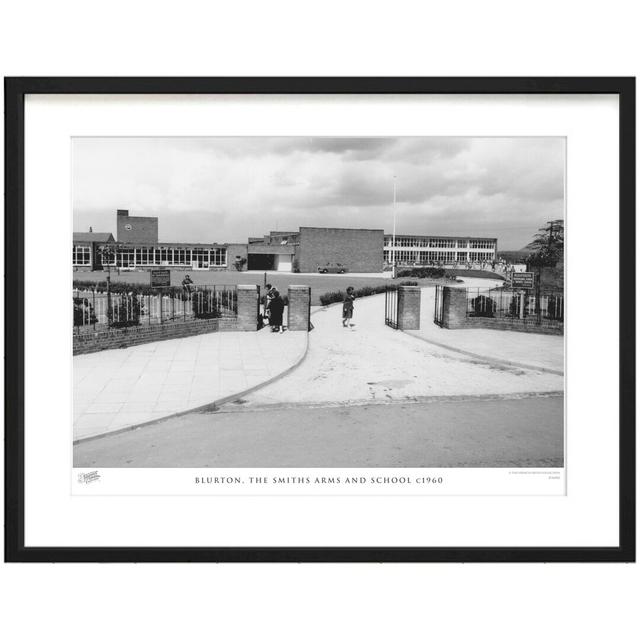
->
[392,175,397,279]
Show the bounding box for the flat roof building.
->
[73,209,498,274]
[383,234,497,266]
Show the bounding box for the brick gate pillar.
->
[442,286,468,329]
[397,285,421,330]
[236,284,259,331]
[287,285,311,331]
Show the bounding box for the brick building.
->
[72,231,116,271]
[297,227,384,273]
[116,209,159,244]
[73,209,497,274]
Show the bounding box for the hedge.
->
[319,281,417,306]
[74,280,185,296]
[73,280,237,297]
[396,267,445,279]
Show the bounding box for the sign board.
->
[511,271,536,289]
[150,269,171,288]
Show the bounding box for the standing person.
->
[181,273,194,297]
[264,283,278,324]
[342,286,355,328]
[268,290,285,333]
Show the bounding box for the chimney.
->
[89,226,93,233]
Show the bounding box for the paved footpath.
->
[240,291,563,409]
[73,328,307,441]
[406,284,564,374]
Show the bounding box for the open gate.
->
[256,284,262,329]
[385,287,398,329]
[434,285,445,326]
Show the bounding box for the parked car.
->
[317,263,348,274]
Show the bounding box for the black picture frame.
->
[4,77,635,563]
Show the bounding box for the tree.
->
[525,220,564,322]
[233,255,247,271]
[97,243,117,327]
[525,219,564,269]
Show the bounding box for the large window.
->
[384,249,417,264]
[116,246,135,268]
[211,248,226,266]
[419,251,457,262]
[469,240,495,249]
[430,238,457,249]
[135,247,154,265]
[173,248,190,265]
[73,245,91,266]
[470,251,495,261]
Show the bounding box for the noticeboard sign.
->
[150,269,171,288]
[511,271,536,289]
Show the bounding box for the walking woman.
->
[342,286,355,328]
[268,290,285,333]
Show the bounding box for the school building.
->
[73,210,497,274]
[383,234,498,266]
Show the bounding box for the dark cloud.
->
[308,137,395,158]
[73,136,565,249]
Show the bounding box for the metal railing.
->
[466,287,564,326]
[434,285,445,326]
[73,285,238,334]
[385,287,399,329]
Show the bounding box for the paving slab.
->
[73,328,307,441]
[406,286,564,374]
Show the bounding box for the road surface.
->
[74,393,563,468]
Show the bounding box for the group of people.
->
[264,283,356,333]
[182,276,356,333]
[264,284,285,333]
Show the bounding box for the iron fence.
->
[434,285,445,326]
[385,287,399,329]
[73,285,238,334]
[466,287,564,326]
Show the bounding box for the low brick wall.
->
[465,316,563,335]
[73,317,238,355]
[439,286,563,335]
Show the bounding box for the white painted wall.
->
[275,254,293,272]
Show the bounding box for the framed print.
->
[4,77,635,562]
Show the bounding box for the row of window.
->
[383,249,497,263]
[73,246,92,266]
[469,240,495,249]
[72,245,228,268]
[384,238,495,249]
[384,250,458,262]
[471,252,495,261]
[114,247,227,267]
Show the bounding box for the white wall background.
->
[1,1,638,639]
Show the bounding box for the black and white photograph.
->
[71,136,565,475]
[2,3,638,637]
[6,76,632,565]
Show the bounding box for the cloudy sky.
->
[73,137,565,249]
